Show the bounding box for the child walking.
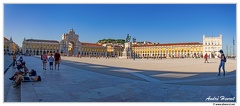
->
[48,54,54,70]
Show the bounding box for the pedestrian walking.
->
[217,50,226,76]
[42,51,48,70]
[54,50,61,70]
[12,53,17,68]
[48,54,54,70]
[204,53,209,63]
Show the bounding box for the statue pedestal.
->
[120,42,132,59]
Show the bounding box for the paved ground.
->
[4,55,236,102]
[4,55,14,73]
[3,55,21,102]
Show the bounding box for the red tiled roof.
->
[133,42,202,47]
[4,37,9,41]
[26,39,59,43]
[81,42,103,46]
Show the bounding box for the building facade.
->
[22,38,60,55]
[20,29,222,58]
[4,37,20,54]
[105,44,124,57]
[203,34,222,58]
[59,29,107,57]
[130,34,222,59]
[21,29,107,57]
[80,42,107,57]
[59,29,81,55]
[132,42,203,58]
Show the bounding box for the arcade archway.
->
[68,41,74,56]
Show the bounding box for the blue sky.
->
[4,4,236,55]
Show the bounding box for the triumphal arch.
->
[59,29,82,56]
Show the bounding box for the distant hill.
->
[97,38,125,44]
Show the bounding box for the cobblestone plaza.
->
[4,55,236,103]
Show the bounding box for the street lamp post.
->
[132,38,135,61]
[233,37,235,58]
[132,37,136,61]
[230,46,232,57]
[226,45,228,57]
[133,47,135,60]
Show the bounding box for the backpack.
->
[30,69,37,76]
[224,56,227,62]
[223,54,227,62]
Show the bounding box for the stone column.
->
[60,42,63,55]
[73,46,78,55]
[22,43,26,54]
[64,41,68,56]
[9,42,12,54]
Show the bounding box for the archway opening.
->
[68,41,74,56]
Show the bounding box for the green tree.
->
[97,38,125,44]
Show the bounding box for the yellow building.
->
[21,29,107,56]
[80,42,107,57]
[132,42,203,58]
[59,29,107,57]
[20,29,206,58]
[106,44,124,57]
[4,37,20,54]
[22,38,60,55]
[4,37,10,54]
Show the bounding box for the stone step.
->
[6,83,21,102]
[21,82,39,102]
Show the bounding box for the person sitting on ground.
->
[9,68,24,81]
[19,56,23,64]
[29,69,37,76]
[21,62,29,76]
[9,62,29,81]
[23,75,41,82]
[13,74,23,87]
[16,60,22,70]
[13,74,41,87]
[12,69,39,87]
[16,60,25,70]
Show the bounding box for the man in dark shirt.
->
[54,50,61,70]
